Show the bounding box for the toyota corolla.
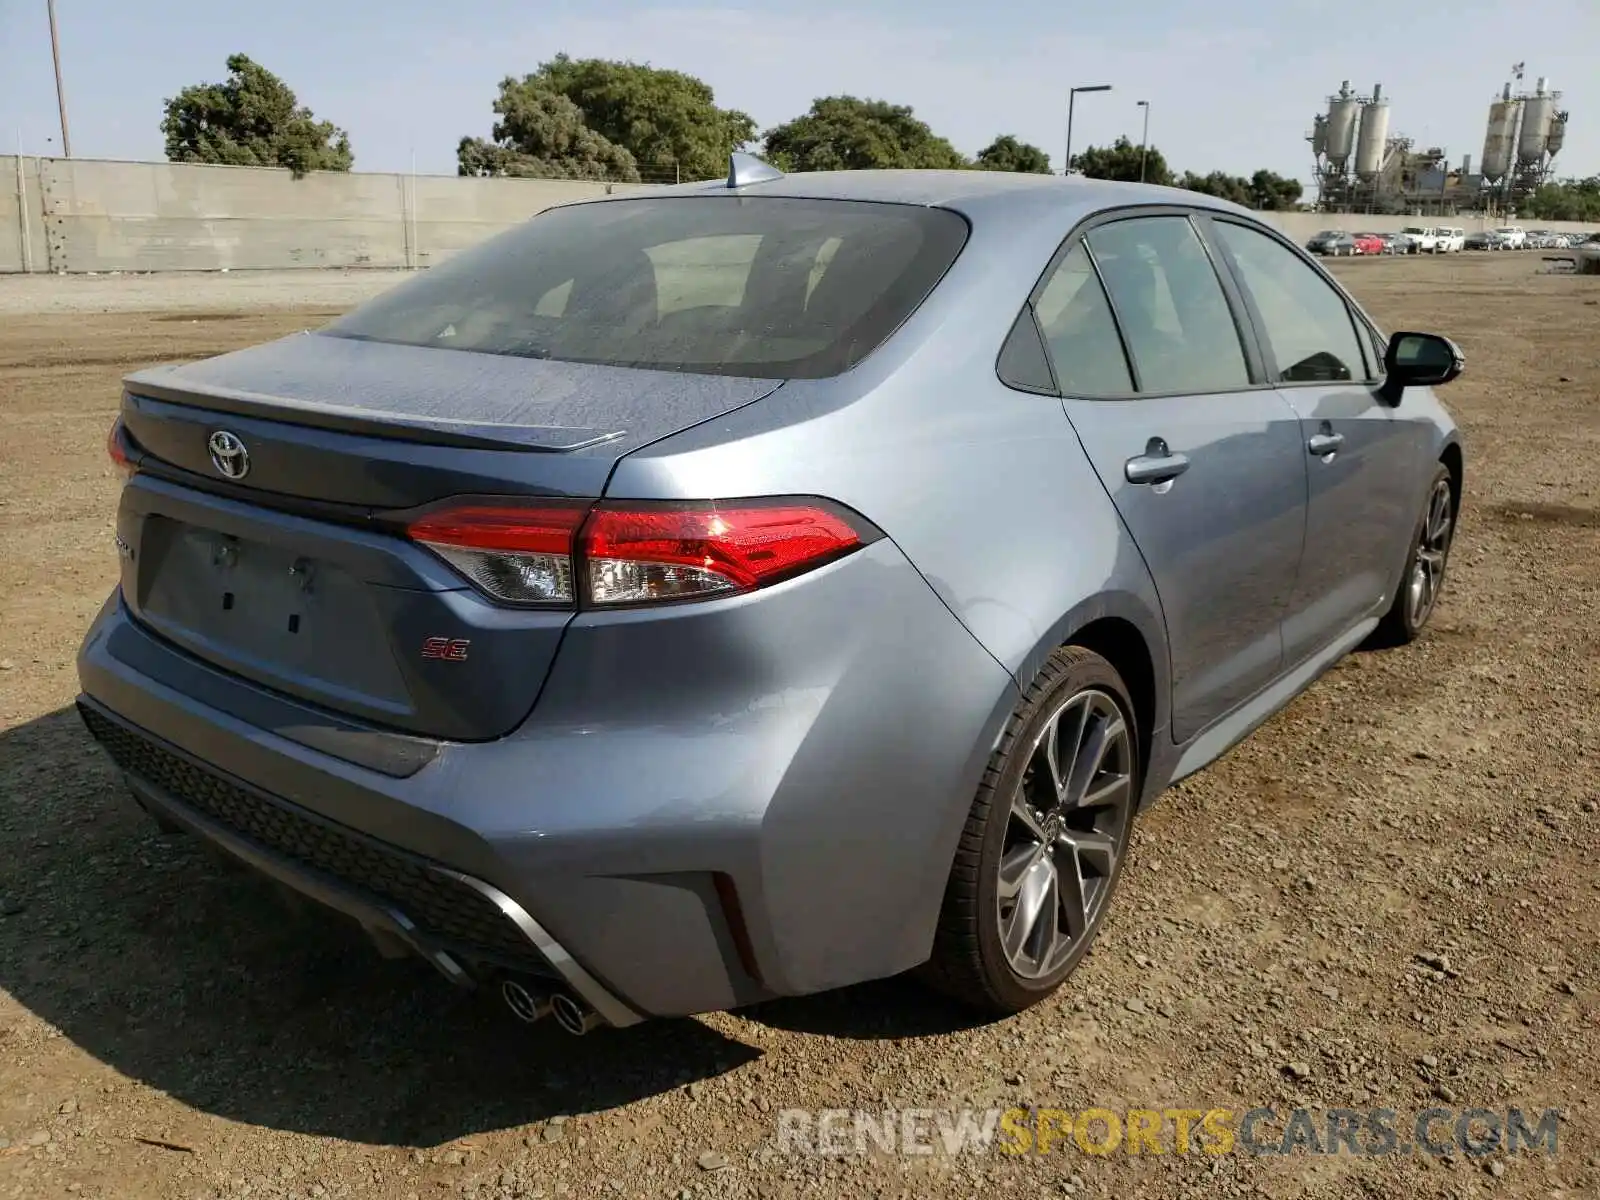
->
[78,156,1464,1033]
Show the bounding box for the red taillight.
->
[404,498,874,608]
[106,419,134,479]
[583,502,866,605]
[406,504,588,605]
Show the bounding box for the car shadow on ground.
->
[741,978,990,1041]
[0,705,987,1147]
[0,706,769,1147]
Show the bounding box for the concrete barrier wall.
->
[1,156,643,274]
[2,157,49,274]
[2,155,1593,275]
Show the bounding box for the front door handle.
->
[1307,431,1345,457]
[1125,438,1191,485]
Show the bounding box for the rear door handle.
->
[1307,431,1345,457]
[1125,439,1190,485]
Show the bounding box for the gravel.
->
[1,253,1596,1199]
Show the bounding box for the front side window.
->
[327,197,969,379]
[1085,216,1250,394]
[1212,221,1367,384]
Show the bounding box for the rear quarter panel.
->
[606,205,1173,769]
[597,206,1174,994]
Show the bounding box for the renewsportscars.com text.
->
[774,1106,1562,1158]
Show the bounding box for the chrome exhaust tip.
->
[501,978,552,1024]
[550,990,604,1036]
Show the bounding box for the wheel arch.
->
[1439,439,1464,513]
[1068,616,1158,788]
[1012,591,1171,807]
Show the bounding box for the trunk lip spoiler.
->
[122,372,628,454]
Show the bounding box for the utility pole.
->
[1137,100,1151,182]
[47,0,72,157]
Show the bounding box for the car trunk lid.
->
[115,333,783,740]
[121,331,783,507]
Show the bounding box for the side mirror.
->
[1380,331,1464,403]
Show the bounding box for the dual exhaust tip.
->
[501,978,604,1036]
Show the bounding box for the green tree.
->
[1172,168,1304,210]
[1248,169,1303,211]
[526,54,755,181]
[1177,170,1253,206]
[1071,136,1171,186]
[975,134,1053,174]
[457,80,639,181]
[1524,177,1600,222]
[762,97,968,172]
[161,54,352,177]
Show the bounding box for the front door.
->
[1035,215,1308,743]
[1206,218,1425,666]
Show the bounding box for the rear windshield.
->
[325,196,969,379]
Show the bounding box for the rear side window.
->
[327,197,969,379]
[1212,221,1366,383]
[1086,217,1250,394]
[1033,244,1134,395]
[996,308,1059,394]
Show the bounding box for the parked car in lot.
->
[1493,226,1527,249]
[1307,230,1358,256]
[1465,230,1506,251]
[1352,232,1386,255]
[1432,227,1466,253]
[1373,233,1404,255]
[1398,226,1438,254]
[78,160,1467,1028]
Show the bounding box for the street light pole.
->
[1137,100,1150,183]
[1064,84,1112,176]
[46,0,72,157]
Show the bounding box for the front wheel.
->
[1374,465,1455,645]
[923,646,1140,1015]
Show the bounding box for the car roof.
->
[590,168,1263,226]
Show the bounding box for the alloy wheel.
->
[1408,478,1453,628]
[997,688,1133,980]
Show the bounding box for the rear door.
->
[1040,212,1308,743]
[1204,216,1426,667]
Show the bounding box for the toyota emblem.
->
[207,430,250,480]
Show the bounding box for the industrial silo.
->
[1310,113,1329,158]
[1518,79,1556,166]
[1546,111,1567,158]
[1480,87,1519,181]
[1355,83,1389,178]
[1325,82,1360,169]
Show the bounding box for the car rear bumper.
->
[76,696,643,1026]
[77,537,1016,1020]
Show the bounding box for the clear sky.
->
[3,0,1596,188]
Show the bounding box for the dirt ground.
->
[1,255,1597,1200]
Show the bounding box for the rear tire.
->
[922,646,1140,1016]
[1374,465,1455,646]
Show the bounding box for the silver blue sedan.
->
[79,157,1465,1028]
